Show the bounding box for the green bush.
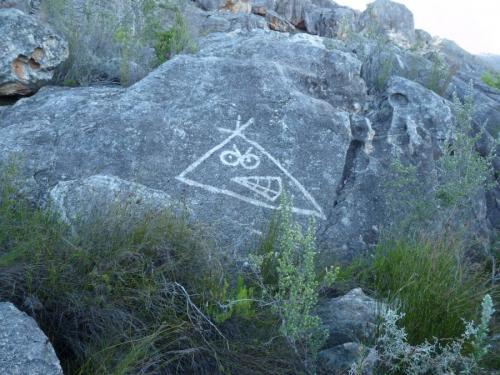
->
[426,54,457,96]
[250,196,338,372]
[482,71,500,90]
[363,236,492,346]
[385,85,495,241]
[154,11,195,65]
[40,0,194,86]
[0,163,301,375]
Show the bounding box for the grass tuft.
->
[362,235,493,346]
[0,162,301,374]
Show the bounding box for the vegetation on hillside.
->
[482,71,500,90]
[0,162,340,374]
[353,88,498,373]
[0,2,498,371]
[40,0,195,86]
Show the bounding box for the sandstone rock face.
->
[273,0,310,26]
[0,302,63,375]
[304,5,358,39]
[265,9,295,32]
[197,0,226,11]
[197,0,252,13]
[196,11,269,35]
[0,8,68,96]
[49,175,173,225]
[358,0,415,48]
[0,0,29,11]
[1,28,489,257]
[0,30,364,254]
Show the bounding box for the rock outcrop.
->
[0,25,492,257]
[0,1,499,372]
[358,0,415,48]
[0,8,68,96]
[0,302,63,375]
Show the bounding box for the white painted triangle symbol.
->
[176,116,326,220]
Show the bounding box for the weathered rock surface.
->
[199,11,268,34]
[0,8,68,96]
[0,0,29,11]
[0,28,491,257]
[304,4,358,39]
[0,30,360,254]
[49,175,173,225]
[316,289,381,374]
[265,9,295,32]
[318,342,377,375]
[0,302,63,375]
[358,0,415,48]
[317,288,384,348]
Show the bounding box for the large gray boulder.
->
[358,0,415,48]
[0,302,63,375]
[0,29,489,258]
[304,4,358,39]
[0,8,68,96]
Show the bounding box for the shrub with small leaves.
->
[376,294,495,374]
[426,54,457,96]
[386,82,495,239]
[250,195,338,372]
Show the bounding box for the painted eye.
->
[220,150,240,166]
[240,154,260,169]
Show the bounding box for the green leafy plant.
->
[250,195,338,372]
[376,55,395,91]
[426,54,457,96]
[206,275,256,323]
[385,84,495,239]
[482,71,500,90]
[154,11,195,65]
[41,0,190,86]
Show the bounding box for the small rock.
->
[318,342,377,375]
[0,302,63,375]
[316,288,384,348]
